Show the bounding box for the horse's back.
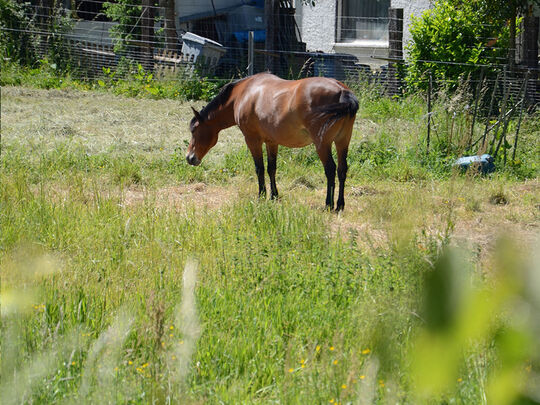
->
[234,74,357,147]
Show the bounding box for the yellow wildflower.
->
[329,346,335,351]
[341,384,347,389]
[316,345,321,352]
[359,375,365,380]
[288,368,294,373]
[333,360,338,365]
[361,348,371,355]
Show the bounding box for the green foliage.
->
[97,63,227,101]
[44,6,74,72]
[0,58,226,101]
[0,0,38,64]
[102,0,142,53]
[0,58,81,89]
[406,0,510,89]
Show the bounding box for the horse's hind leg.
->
[244,136,266,197]
[265,143,279,200]
[335,120,354,211]
[315,143,336,210]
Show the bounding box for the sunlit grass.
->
[1,85,538,403]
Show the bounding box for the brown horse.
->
[186,73,358,211]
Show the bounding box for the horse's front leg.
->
[316,144,336,210]
[245,137,266,198]
[265,143,279,200]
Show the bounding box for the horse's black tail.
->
[311,90,359,137]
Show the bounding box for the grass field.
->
[1,85,539,404]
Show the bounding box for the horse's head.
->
[186,107,219,166]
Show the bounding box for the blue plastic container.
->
[454,154,495,174]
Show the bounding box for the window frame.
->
[335,0,390,47]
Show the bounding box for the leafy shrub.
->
[103,0,142,53]
[0,0,38,65]
[45,6,74,72]
[406,0,510,90]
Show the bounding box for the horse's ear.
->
[191,106,203,122]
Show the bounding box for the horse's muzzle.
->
[186,153,201,166]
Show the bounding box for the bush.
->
[0,0,38,65]
[406,0,510,90]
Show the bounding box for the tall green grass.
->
[1,84,538,403]
[2,148,538,403]
[1,167,429,403]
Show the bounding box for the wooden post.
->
[512,72,529,162]
[141,0,155,70]
[520,16,539,103]
[161,0,177,51]
[388,8,404,97]
[265,0,278,73]
[248,31,255,76]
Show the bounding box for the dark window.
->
[338,0,390,43]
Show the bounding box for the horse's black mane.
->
[200,80,239,119]
[190,79,244,132]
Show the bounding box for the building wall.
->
[295,0,433,66]
[391,0,433,48]
[294,0,336,53]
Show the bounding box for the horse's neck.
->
[206,91,237,132]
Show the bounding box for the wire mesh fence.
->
[1,0,539,105]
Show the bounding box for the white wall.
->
[391,0,433,49]
[294,0,336,53]
[295,0,433,66]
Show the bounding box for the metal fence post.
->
[427,72,432,154]
[248,31,254,76]
[388,8,404,97]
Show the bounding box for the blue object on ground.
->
[454,154,495,174]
